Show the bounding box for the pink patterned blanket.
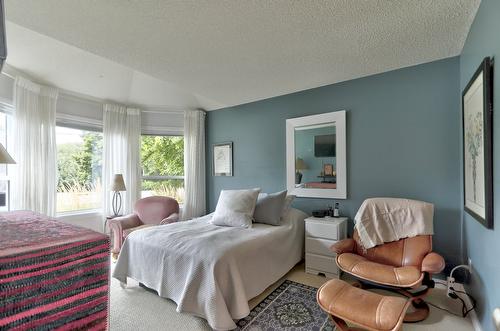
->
[0,211,110,330]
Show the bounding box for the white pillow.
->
[211,188,261,228]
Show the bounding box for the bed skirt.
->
[0,211,110,330]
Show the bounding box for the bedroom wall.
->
[206,57,462,265]
[459,0,500,329]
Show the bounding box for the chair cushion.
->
[337,253,423,288]
[317,279,410,331]
[123,224,155,238]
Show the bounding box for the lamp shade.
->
[295,158,308,171]
[0,143,15,164]
[111,174,126,191]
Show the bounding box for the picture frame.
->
[323,164,334,176]
[213,142,233,176]
[462,57,493,229]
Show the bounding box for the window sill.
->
[57,209,102,219]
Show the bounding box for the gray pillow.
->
[253,190,287,225]
[281,194,296,217]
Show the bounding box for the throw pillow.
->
[254,190,287,225]
[211,188,261,228]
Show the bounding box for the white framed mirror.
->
[286,110,347,199]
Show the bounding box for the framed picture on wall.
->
[462,57,493,229]
[213,142,233,176]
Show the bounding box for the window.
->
[56,126,103,213]
[0,111,12,211]
[141,135,184,203]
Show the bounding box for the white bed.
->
[112,208,307,330]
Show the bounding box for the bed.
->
[112,208,307,330]
[0,211,109,330]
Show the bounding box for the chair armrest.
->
[160,213,180,225]
[421,252,445,274]
[331,238,356,255]
[108,214,142,231]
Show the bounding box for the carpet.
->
[234,280,334,331]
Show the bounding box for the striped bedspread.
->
[0,211,110,330]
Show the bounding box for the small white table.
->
[305,216,348,278]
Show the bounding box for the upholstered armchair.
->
[108,196,179,254]
[331,230,445,322]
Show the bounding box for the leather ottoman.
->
[317,279,411,331]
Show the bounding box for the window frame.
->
[55,124,103,216]
[0,100,14,211]
[140,134,185,202]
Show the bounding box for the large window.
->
[141,135,184,203]
[0,111,12,212]
[56,126,103,213]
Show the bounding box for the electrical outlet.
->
[468,258,473,274]
[446,276,455,298]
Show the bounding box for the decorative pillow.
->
[211,188,261,228]
[281,195,296,217]
[254,190,287,225]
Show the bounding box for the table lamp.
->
[111,174,126,216]
[0,143,15,164]
[295,158,308,184]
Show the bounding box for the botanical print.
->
[463,72,486,219]
[466,111,483,202]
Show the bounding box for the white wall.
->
[57,211,104,233]
[0,71,185,134]
[0,70,185,226]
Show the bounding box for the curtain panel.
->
[102,104,141,217]
[12,77,58,216]
[183,109,206,219]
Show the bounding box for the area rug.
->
[234,280,335,331]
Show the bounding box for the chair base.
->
[402,299,430,323]
[352,277,432,323]
[329,315,368,331]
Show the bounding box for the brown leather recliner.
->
[332,230,445,322]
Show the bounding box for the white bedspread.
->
[112,208,307,330]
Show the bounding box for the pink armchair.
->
[108,196,179,254]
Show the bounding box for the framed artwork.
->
[323,164,334,176]
[462,57,493,229]
[213,142,233,176]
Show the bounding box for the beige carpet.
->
[109,262,474,331]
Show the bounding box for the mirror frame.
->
[286,110,347,199]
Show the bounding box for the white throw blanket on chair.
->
[354,197,434,249]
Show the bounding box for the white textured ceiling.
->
[4,0,480,110]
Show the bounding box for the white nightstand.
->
[305,216,348,278]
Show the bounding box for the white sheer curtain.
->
[12,77,58,216]
[183,109,206,219]
[102,104,141,216]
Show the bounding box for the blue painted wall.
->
[460,0,500,330]
[206,57,461,264]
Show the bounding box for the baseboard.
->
[453,283,482,331]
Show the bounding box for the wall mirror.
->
[286,110,346,199]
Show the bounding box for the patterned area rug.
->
[234,280,335,331]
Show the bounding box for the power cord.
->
[451,288,477,317]
[426,288,476,318]
[425,265,477,318]
[426,301,464,318]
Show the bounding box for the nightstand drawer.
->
[305,253,338,275]
[305,237,336,257]
[305,220,339,240]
